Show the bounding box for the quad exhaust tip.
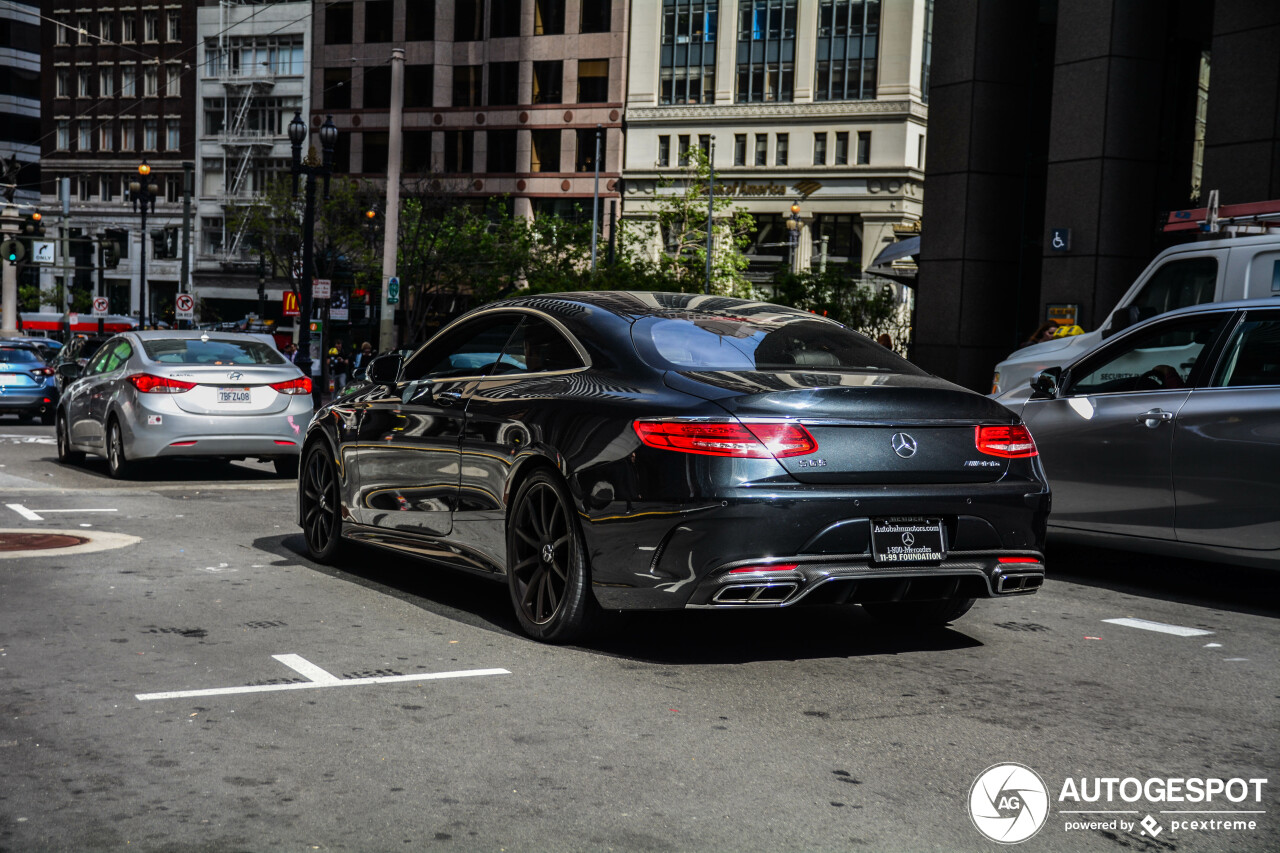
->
[711,583,799,605]
[997,572,1044,594]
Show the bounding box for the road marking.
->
[6,504,118,522]
[1102,618,1213,637]
[136,653,510,701]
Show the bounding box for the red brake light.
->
[270,376,312,396]
[976,424,1038,458]
[633,420,817,458]
[129,373,196,394]
[728,563,800,574]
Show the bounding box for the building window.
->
[56,70,70,98]
[365,65,392,109]
[582,2,612,32]
[100,70,114,98]
[920,0,933,104]
[444,130,473,173]
[57,120,70,151]
[455,2,484,41]
[856,130,871,164]
[144,11,159,42]
[532,61,563,104]
[166,175,182,203]
[834,131,849,165]
[405,65,434,107]
[452,66,482,107]
[406,0,435,40]
[813,213,862,267]
[326,3,353,44]
[324,68,352,109]
[677,134,690,166]
[754,133,767,166]
[577,59,609,103]
[144,119,158,150]
[99,121,114,152]
[917,134,926,168]
[776,133,788,166]
[491,0,520,38]
[122,121,136,150]
[144,66,159,97]
[99,15,112,42]
[489,61,520,106]
[56,15,70,45]
[77,16,91,44]
[121,66,136,97]
[734,133,746,166]
[403,130,432,172]
[166,66,181,98]
[167,119,181,151]
[576,128,603,172]
[736,0,796,102]
[365,0,393,42]
[78,70,92,98]
[814,132,827,165]
[487,129,517,173]
[122,15,136,43]
[364,131,390,173]
[815,0,880,101]
[167,10,180,42]
[530,130,561,172]
[79,121,93,152]
[78,176,93,201]
[660,0,717,105]
[534,0,565,35]
[658,135,670,167]
[101,174,115,202]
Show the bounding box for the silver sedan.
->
[55,331,313,478]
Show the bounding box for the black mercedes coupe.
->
[298,292,1049,642]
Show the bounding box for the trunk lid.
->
[153,365,302,416]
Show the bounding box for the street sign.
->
[313,278,331,299]
[387,276,400,304]
[1050,228,1071,252]
[32,241,54,264]
[330,290,349,321]
[92,296,109,317]
[175,293,194,320]
[309,320,323,334]
[282,290,300,317]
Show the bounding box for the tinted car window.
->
[1211,312,1280,388]
[0,346,42,364]
[632,314,924,374]
[1131,257,1218,316]
[491,318,584,374]
[401,316,525,380]
[142,338,285,365]
[1068,314,1228,395]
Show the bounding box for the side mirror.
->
[1029,366,1062,400]
[57,362,83,381]
[367,353,402,385]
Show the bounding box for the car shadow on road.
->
[1046,540,1280,619]
[261,533,985,664]
[47,454,290,483]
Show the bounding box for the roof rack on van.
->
[1164,191,1280,235]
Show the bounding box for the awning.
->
[868,235,919,284]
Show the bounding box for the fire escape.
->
[220,62,275,267]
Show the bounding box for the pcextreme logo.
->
[968,764,1269,844]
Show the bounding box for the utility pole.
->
[705,137,715,294]
[379,47,405,352]
[60,177,71,339]
[180,161,193,328]
[591,125,602,271]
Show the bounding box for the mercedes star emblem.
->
[891,432,918,458]
[902,532,916,547]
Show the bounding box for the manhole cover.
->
[0,532,91,552]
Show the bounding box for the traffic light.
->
[103,240,120,269]
[22,211,45,237]
[1,238,22,265]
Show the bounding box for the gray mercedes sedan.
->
[55,331,313,478]
[1008,298,1279,568]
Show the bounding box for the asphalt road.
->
[0,418,1276,852]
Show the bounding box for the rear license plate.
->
[218,387,252,404]
[871,517,946,563]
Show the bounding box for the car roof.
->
[482,291,823,324]
[1132,296,1280,326]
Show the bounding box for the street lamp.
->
[129,161,159,328]
[786,200,802,272]
[289,111,339,407]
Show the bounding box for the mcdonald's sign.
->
[282,290,301,317]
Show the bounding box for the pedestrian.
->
[330,340,350,391]
[352,340,377,372]
[282,342,298,363]
[1020,322,1057,349]
[876,333,893,349]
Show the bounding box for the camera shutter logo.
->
[969,763,1050,844]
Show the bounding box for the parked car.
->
[55,331,314,478]
[51,334,112,393]
[0,341,58,424]
[1010,298,1280,568]
[992,232,1280,399]
[298,292,1051,642]
[8,336,62,362]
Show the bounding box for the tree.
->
[771,267,910,348]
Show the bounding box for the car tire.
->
[56,413,85,465]
[506,469,600,643]
[39,408,55,426]
[273,455,300,478]
[862,596,976,626]
[300,442,345,563]
[106,419,132,479]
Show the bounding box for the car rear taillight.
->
[129,374,196,394]
[633,420,817,458]
[32,367,54,378]
[975,424,1038,458]
[270,376,312,396]
[728,563,800,574]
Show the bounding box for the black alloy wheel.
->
[56,413,84,465]
[106,419,131,479]
[862,596,976,627]
[300,443,345,562]
[506,469,598,643]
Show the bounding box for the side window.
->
[401,316,524,381]
[1130,257,1218,317]
[1067,315,1228,396]
[492,318,583,375]
[102,340,133,372]
[84,339,121,375]
[1211,313,1280,388]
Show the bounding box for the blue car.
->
[0,342,58,423]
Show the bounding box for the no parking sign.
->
[175,293,195,320]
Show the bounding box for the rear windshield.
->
[631,314,925,374]
[142,338,285,365]
[0,347,42,363]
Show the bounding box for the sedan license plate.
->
[871,517,946,563]
[218,387,252,404]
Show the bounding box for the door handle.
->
[1137,409,1174,428]
[434,389,464,407]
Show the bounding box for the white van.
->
[990,232,1280,400]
